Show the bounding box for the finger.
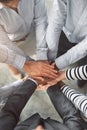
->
[47,79,57,86]
[36,85,43,91]
[34,77,44,81]
[51,62,55,66]
[43,63,57,69]
[41,71,58,79]
[43,65,58,73]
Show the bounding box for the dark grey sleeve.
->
[0,79,37,130]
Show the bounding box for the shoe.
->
[77,80,87,88]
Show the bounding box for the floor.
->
[0,0,87,123]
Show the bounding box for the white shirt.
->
[0,0,47,69]
[46,0,87,69]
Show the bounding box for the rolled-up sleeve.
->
[34,0,48,60]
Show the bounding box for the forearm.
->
[56,65,87,81]
[46,0,66,60]
[34,0,48,60]
[47,83,83,130]
[66,65,87,80]
[61,85,87,118]
[0,44,26,69]
[0,25,27,69]
[0,79,37,130]
[36,23,48,60]
[55,36,87,69]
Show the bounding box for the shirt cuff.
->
[7,51,26,69]
[55,54,68,69]
[36,50,48,60]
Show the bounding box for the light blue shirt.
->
[0,0,47,69]
[46,0,87,69]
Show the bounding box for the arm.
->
[0,44,26,69]
[42,64,87,91]
[0,26,57,79]
[61,85,87,119]
[50,65,87,82]
[0,25,26,69]
[55,36,87,69]
[0,79,37,130]
[34,0,48,60]
[0,44,58,79]
[65,65,87,80]
[47,83,83,130]
[46,0,67,60]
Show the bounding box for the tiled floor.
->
[0,0,87,123]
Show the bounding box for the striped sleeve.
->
[66,65,87,80]
[61,86,87,118]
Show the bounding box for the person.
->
[0,0,58,80]
[53,65,87,118]
[40,65,87,128]
[46,65,87,85]
[45,0,87,87]
[0,78,83,130]
[36,65,87,129]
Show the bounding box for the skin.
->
[47,70,66,85]
[35,125,44,130]
[36,70,66,91]
[23,61,58,79]
[0,0,19,9]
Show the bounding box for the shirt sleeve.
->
[46,0,67,60]
[0,25,26,69]
[66,65,87,80]
[55,36,87,69]
[34,0,48,60]
[61,85,87,119]
[0,44,26,69]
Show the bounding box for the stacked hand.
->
[23,60,58,79]
[46,70,66,86]
[36,63,66,90]
[23,60,66,90]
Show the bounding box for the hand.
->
[23,75,52,85]
[38,60,51,64]
[45,70,65,86]
[23,61,58,79]
[50,62,59,71]
[36,80,65,91]
[56,70,66,81]
[36,77,57,91]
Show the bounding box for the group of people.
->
[0,0,87,129]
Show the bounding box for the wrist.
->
[59,71,66,80]
[22,61,30,72]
